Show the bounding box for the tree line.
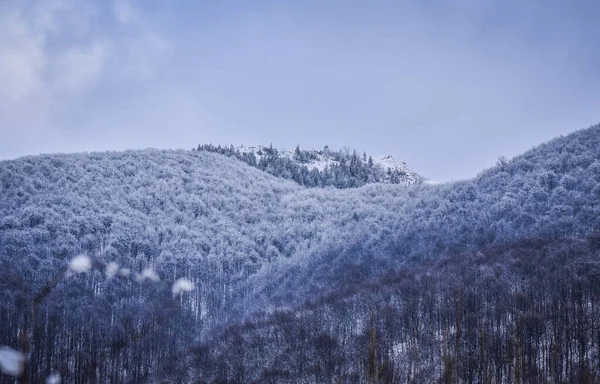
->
[195,144,421,188]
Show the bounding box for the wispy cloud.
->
[0,9,47,102]
[113,0,139,26]
[0,0,106,102]
[0,0,169,157]
[53,41,109,94]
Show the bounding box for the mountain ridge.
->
[196,143,425,188]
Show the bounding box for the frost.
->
[172,278,194,296]
[142,268,160,282]
[0,346,25,377]
[46,373,61,384]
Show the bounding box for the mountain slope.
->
[176,235,600,383]
[1,124,599,382]
[2,127,599,316]
[242,125,600,309]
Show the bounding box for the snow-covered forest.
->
[1,125,600,382]
[195,144,423,188]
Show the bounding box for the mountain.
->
[1,124,600,382]
[242,125,600,310]
[196,144,424,188]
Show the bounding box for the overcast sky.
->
[1,0,598,181]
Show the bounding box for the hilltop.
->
[196,144,424,187]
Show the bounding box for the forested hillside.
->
[174,236,600,383]
[195,144,423,188]
[1,125,600,383]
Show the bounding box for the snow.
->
[119,268,131,277]
[46,373,61,384]
[0,346,25,377]
[305,157,339,172]
[69,255,92,273]
[279,148,340,172]
[136,268,160,283]
[172,278,195,296]
[373,154,407,171]
[372,154,421,184]
[142,268,160,282]
[105,262,119,279]
[236,145,422,182]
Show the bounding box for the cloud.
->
[0,10,46,102]
[113,0,139,25]
[0,1,105,104]
[118,31,170,81]
[53,42,109,94]
[0,0,167,104]
[0,0,169,159]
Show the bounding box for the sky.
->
[0,0,599,181]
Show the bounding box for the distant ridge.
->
[196,144,424,188]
